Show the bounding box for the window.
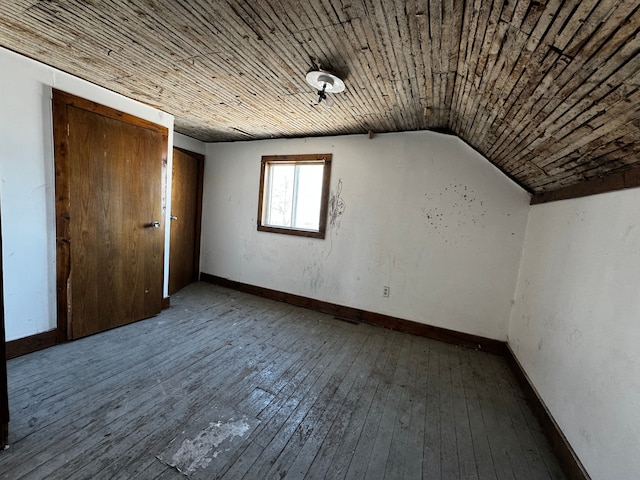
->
[257,154,332,238]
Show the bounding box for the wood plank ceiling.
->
[0,0,638,194]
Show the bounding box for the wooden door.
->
[168,148,204,295]
[54,91,168,340]
[0,206,9,449]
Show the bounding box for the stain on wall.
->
[420,181,488,244]
[329,178,346,232]
[326,178,347,260]
[202,131,531,340]
[303,258,326,294]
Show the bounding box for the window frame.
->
[257,153,332,239]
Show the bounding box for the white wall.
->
[509,189,640,480]
[174,132,206,155]
[202,131,530,340]
[0,47,174,341]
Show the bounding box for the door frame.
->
[169,147,205,294]
[52,90,169,342]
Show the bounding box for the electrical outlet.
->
[383,286,390,297]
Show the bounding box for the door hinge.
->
[67,124,70,136]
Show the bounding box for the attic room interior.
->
[0,0,639,479]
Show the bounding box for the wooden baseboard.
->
[2,275,591,478]
[199,273,506,355]
[8,297,170,359]
[6,330,58,360]
[201,273,589,479]
[504,346,590,480]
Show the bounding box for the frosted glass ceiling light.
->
[306,69,345,107]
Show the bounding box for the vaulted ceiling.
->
[1,0,639,194]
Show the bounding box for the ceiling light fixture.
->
[306,69,345,107]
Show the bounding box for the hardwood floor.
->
[0,282,566,479]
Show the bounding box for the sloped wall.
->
[201,131,530,340]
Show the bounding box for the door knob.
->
[170,215,178,221]
[148,221,161,228]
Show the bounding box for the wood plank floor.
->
[0,282,566,479]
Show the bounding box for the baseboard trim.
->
[504,346,590,480]
[199,273,506,355]
[201,272,589,479]
[9,297,170,359]
[3,276,589,478]
[6,330,58,360]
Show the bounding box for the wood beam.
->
[531,163,640,204]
